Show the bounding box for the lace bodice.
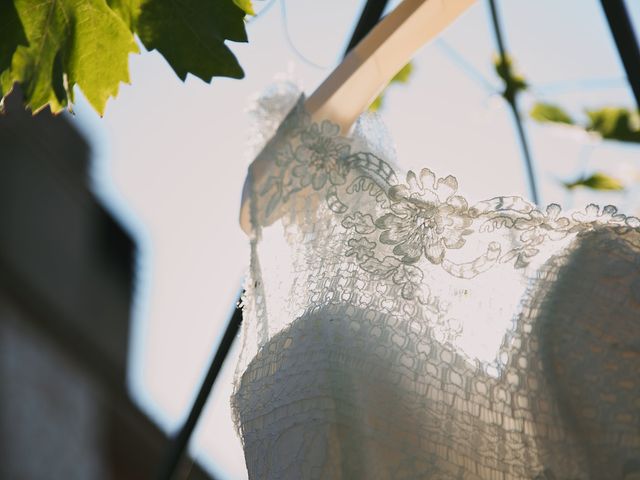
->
[231,84,640,479]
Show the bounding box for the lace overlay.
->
[231,86,640,479]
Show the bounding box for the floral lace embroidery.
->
[251,97,640,298]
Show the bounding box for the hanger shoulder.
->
[305,0,476,132]
[240,0,476,233]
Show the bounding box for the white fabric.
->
[231,85,640,479]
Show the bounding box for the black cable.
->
[344,0,390,55]
[487,0,540,205]
[599,0,640,110]
[156,297,243,480]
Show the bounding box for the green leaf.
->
[136,0,248,82]
[493,54,527,103]
[564,172,624,191]
[391,62,413,84]
[369,95,383,112]
[530,102,575,125]
[2,0,139,115]
[585,107,640,143]
[233,0,254,15]
[0,1,28,103]
[107,0,142,30]
[369,62,414,112]
[1,0,250,115]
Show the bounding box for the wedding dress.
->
[230,84,640,479]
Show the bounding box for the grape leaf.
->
[107,0,142,30]
[0,1,27,104]
[586,107,640,143]
[493,54,527,103]
[105,0,249,81]
[564,172,624,191]
[2,0,139,115]
[2,0,250,115]
[369,62,414,112]
[136,0,248,82]
[530,102,574,125]
[233,0,255,15]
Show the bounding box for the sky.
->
[66,0,640,478]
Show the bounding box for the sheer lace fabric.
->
[231,85,640,479]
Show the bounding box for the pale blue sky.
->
[67,1,640,477]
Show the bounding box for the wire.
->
[246,0,278,24]
[279,0,332,69]
[533,76,626,95]
[599,0,640,110]
[487,0,540,205]
[434,39,497,94]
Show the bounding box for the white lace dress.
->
[230,85,640,479]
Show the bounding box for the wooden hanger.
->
[241,0,477,233]
[306,0,476,132]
